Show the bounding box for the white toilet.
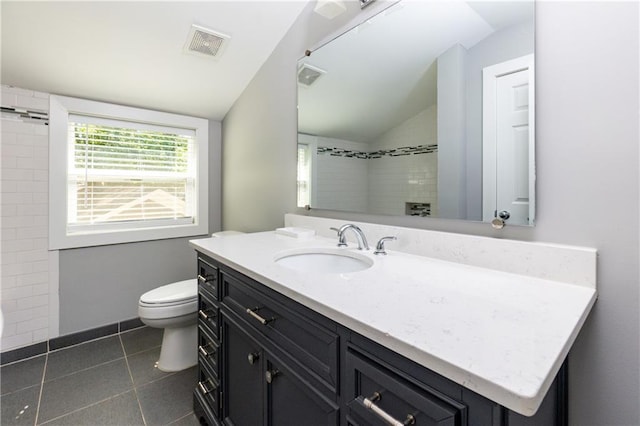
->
[138,279,198,372]
[137,231,243,372]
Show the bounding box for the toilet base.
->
[157,323,197,372]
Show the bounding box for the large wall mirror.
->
[297,0,535,226]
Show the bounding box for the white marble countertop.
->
[190,231,597,416]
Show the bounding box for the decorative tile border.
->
[318,144,437,159]
[0,106,49,125]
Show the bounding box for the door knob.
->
[498,210,510,220]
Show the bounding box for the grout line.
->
[43,356,127,384]
[119,333,148,426]
[167,412,196,425]
[5,327,165,426]
[1,352,47,368]
[135,368,178,387]
[32,352,48,426]
[47,333,121,355]
[36,390,141,426]
[2,320,146,367]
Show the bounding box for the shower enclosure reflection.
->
[297,0,535,226]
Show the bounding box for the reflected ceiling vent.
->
[298,64,326,87]
[184,24,230,58]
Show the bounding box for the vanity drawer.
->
[345,347,467,426]
[198,257,219,300]
[196,359,220,418]
[198,323,220,378]
[221,269,339,393]
[198,291,219,340]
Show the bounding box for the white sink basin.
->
[274,248,373,274]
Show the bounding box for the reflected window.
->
[297,143,311,207]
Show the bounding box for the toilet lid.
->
[139,279,197,305]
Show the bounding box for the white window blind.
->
[67,114,197,233]
[297,143,311,207]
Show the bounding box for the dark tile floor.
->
[0,327,201,426]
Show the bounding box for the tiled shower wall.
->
[316,138,369,212]
[314,105,438,216]
[367,153,437,216]
[1,85,58,352]
[370,106,438,216]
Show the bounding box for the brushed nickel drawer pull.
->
[198,309,214,321]
[199,344,216,358]
[363,392,415,426]
[198,379,215,395]
[198,274,216,285]
[245,307,274,325]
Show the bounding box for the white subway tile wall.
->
[370,105,438,216]
[314,105,438,216]
[316,138,369,212]
[1,85,57,352]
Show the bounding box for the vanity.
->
[189,215,597,426]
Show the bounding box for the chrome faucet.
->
[373,236,397,255]
[330,224,369,250]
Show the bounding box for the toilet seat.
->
[139,279,197,305]
[138,279,198,320]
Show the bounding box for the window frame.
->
[49,95,209,249]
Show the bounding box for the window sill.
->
[49,222,208,250]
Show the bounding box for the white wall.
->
[221,2,639,425]
[0,86,58,351]
[437,44,467,219]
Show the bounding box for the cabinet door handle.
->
[197,274,208,283]
[265,369,279,384]
[247,352,260,365]
[245,307,274,325]
[198,379,216,395]
[362,392,416,426]
[199,343,216,358]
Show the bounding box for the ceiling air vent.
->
[185,24,230,58]
[298,64,326,87]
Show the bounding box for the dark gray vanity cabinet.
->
[193,252,566,426]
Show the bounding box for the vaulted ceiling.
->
[1,1,311,119]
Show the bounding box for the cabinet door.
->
[265,355,339,426]
[222,315,263,426]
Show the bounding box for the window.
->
[50,95,208,249]
[297,143,311,208]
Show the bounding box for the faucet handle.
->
[374,236,397,255]
[329,227,348,247]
